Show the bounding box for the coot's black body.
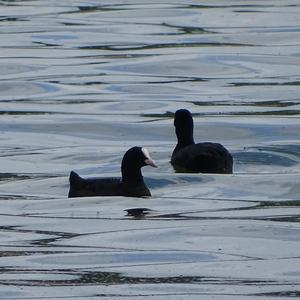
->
[171,109,233,174]
[68,147,157,198]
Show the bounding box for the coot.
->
[68,146,157,198]
[171,109,233,173]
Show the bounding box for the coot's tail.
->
[68,171,83,197]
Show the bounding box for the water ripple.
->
[0,1,300,299]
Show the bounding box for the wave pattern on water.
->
[0,0,299,299]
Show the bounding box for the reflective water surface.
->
[0,0,300,299]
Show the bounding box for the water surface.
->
[0,0,300,299]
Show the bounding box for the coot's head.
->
[174,109,193,129]
[122,146,157,169]
[173,109,194,145]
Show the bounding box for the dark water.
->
[0,0,300,299]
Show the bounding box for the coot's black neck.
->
[174,124,195,153]
[121,165,145,186]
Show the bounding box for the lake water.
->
[0,0,300,299]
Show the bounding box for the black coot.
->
[68,146,157,198]
[171,109,233,173]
